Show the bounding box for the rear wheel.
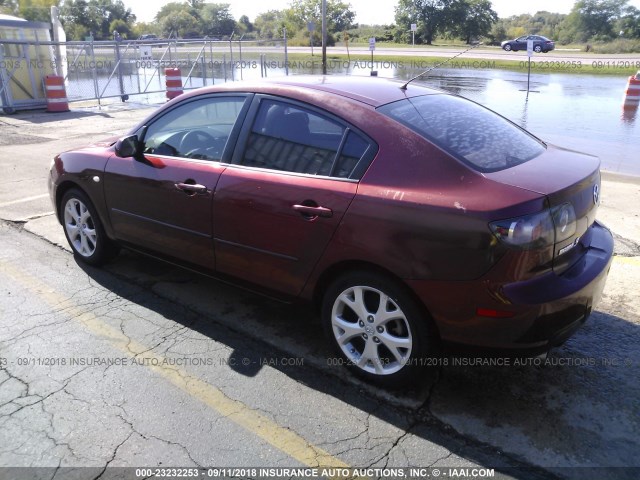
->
[534,45,542,53]
[321,271,437,388]
[503,44,512,51]
[61,189,118,266]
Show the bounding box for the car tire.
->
[60,188,118,266]
[321,270,438,388]
[503,44,512,51]
[534,45,542,53]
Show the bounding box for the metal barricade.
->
[1,37,288,113]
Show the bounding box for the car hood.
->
[483,144,600,196]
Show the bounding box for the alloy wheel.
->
[64,197,98,258]
[331,285,413,375]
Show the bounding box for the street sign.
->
[411,24,417,32]
[308,22,315,55]
[527,39,534,57]
[369,37,376,51]
[139,45,153,61]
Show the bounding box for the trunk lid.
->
[486,145,602,272]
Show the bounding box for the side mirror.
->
[114,134,142,159]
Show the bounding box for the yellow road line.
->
[613,256,640,267]
[0,260,349,469]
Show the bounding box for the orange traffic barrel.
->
[44,75,69,112]
[623,71,640,110]
[165,68,183,100]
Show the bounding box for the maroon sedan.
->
[49,76,613,386]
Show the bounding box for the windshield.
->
[378,94,546,172]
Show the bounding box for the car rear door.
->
[213,96,376,296]
[104,94,251,269]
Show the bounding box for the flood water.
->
[70,61,640,176]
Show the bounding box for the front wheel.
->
[61,189,118,266]
[321,271,437,388]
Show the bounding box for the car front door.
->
[515,36,528,50]
[104,94,251,269]
[213,97,376,296]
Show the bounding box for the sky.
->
[126,0,640,25]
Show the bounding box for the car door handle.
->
[292,204,333,218]
[175,182,208,194]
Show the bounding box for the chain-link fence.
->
[1,38,289,113]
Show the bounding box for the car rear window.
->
[377,94,546,172]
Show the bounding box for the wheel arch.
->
[54,180,115,239]
[311,260,440,338]
[55,180,84,223]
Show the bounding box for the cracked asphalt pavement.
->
[1,103,639,480]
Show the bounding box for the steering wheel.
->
[179,130,217,158]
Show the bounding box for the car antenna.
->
[400,42,483,90]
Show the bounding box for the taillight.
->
[490,210,554,249]
[490,203,576,251]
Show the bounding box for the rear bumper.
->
[407,221,613,354]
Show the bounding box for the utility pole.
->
[321,0,327,74]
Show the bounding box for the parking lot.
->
[1,103,639,479]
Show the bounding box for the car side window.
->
[239,99,372,179]
[142,96,246,161]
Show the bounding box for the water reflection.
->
[520,95,530,130]
[622,105,639,124]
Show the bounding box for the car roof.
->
[201,75,444,107]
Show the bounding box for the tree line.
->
[392,0,640,46]
[1,0,639,48]
[488,1,640,45]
